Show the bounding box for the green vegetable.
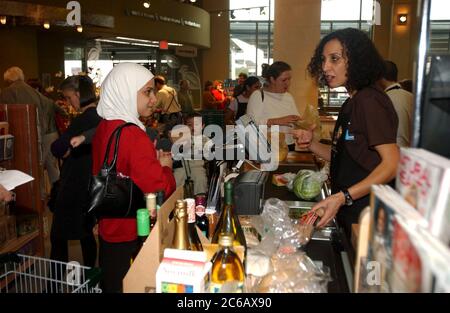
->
[293,170,322,200]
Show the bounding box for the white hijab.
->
[97,62,154,131]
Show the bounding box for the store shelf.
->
[0,231,39,254]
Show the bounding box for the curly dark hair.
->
[308,28,385,92]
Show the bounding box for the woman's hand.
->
[291,124,316,149]
[311,192,345,228]
[70,135,86,148]
[159,150,173,169]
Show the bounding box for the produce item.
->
[292,170,326,200]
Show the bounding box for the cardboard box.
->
[123,186,185,293]
[123,186,245,293]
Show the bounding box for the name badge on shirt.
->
[345,129,355,141]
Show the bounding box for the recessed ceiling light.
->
[76,25,83,33]
[143,2,150,9]
[43,22,50,29]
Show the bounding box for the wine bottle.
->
[195,193,209,239]
[210,233,245,293]
[185,198,203,251]
[146,193,157,229]
[211,181,247,250]
[131,208,150,265]
[171,200,190,250]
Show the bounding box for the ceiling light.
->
[43,21,50,29]
[0,16,6,25]
[143,2,150,9]
[218,11,222,17]
[76,25,83,33]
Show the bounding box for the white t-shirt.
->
[384,83,413,147]
[246,90,300,145]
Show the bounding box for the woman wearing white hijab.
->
[92,63,176,293]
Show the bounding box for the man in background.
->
[379,61,414,147]
[0,66,63,193]
[154,75,181,137]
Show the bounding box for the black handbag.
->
[86,123,145,218]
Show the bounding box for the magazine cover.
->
[367,185,428,292]
[396,148,450,245]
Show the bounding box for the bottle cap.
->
[218,233,234,247]
[136,209,150,236]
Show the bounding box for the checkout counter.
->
[237,151,352,293]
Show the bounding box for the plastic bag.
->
[293,104,322,139]
[254,248,331,293]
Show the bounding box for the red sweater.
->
[92,119,176,243]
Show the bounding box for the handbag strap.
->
[102,122,136,172]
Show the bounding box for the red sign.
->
[159,40,168,50]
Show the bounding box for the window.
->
[319,0,376,110]
[430,0,450,53]
[229,0,275,79]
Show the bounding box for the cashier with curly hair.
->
[292,28,399,239]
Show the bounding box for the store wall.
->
[273,0,321,115]
[373,0,419,81]
[201,0,229,86]
[0,28,39,89]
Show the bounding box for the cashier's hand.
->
[291,124,316,149]
[311,192,345,228]
[0,184,13,202]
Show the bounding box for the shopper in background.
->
[92,63,176,293]
[211,80,229,111]
[232,72,248,97]
[246,61,301,150]
[229,76,261,121]
[154,75,182,137]
[293,28,399,239]
[0,66,64,190]
[49,75,100,268]
[379,60,413,147]
[202,80,222,110]
[178,79,194,118]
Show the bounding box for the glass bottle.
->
[131,208,150,265]
[156,190,165,210]
[171,200,190,250]
[185,198,203,251]
[211,181,247,250]
[195,193,209,239]
[146,193,157,229]
[210,233,245,293]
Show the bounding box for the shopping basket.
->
[0,253,102,293]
